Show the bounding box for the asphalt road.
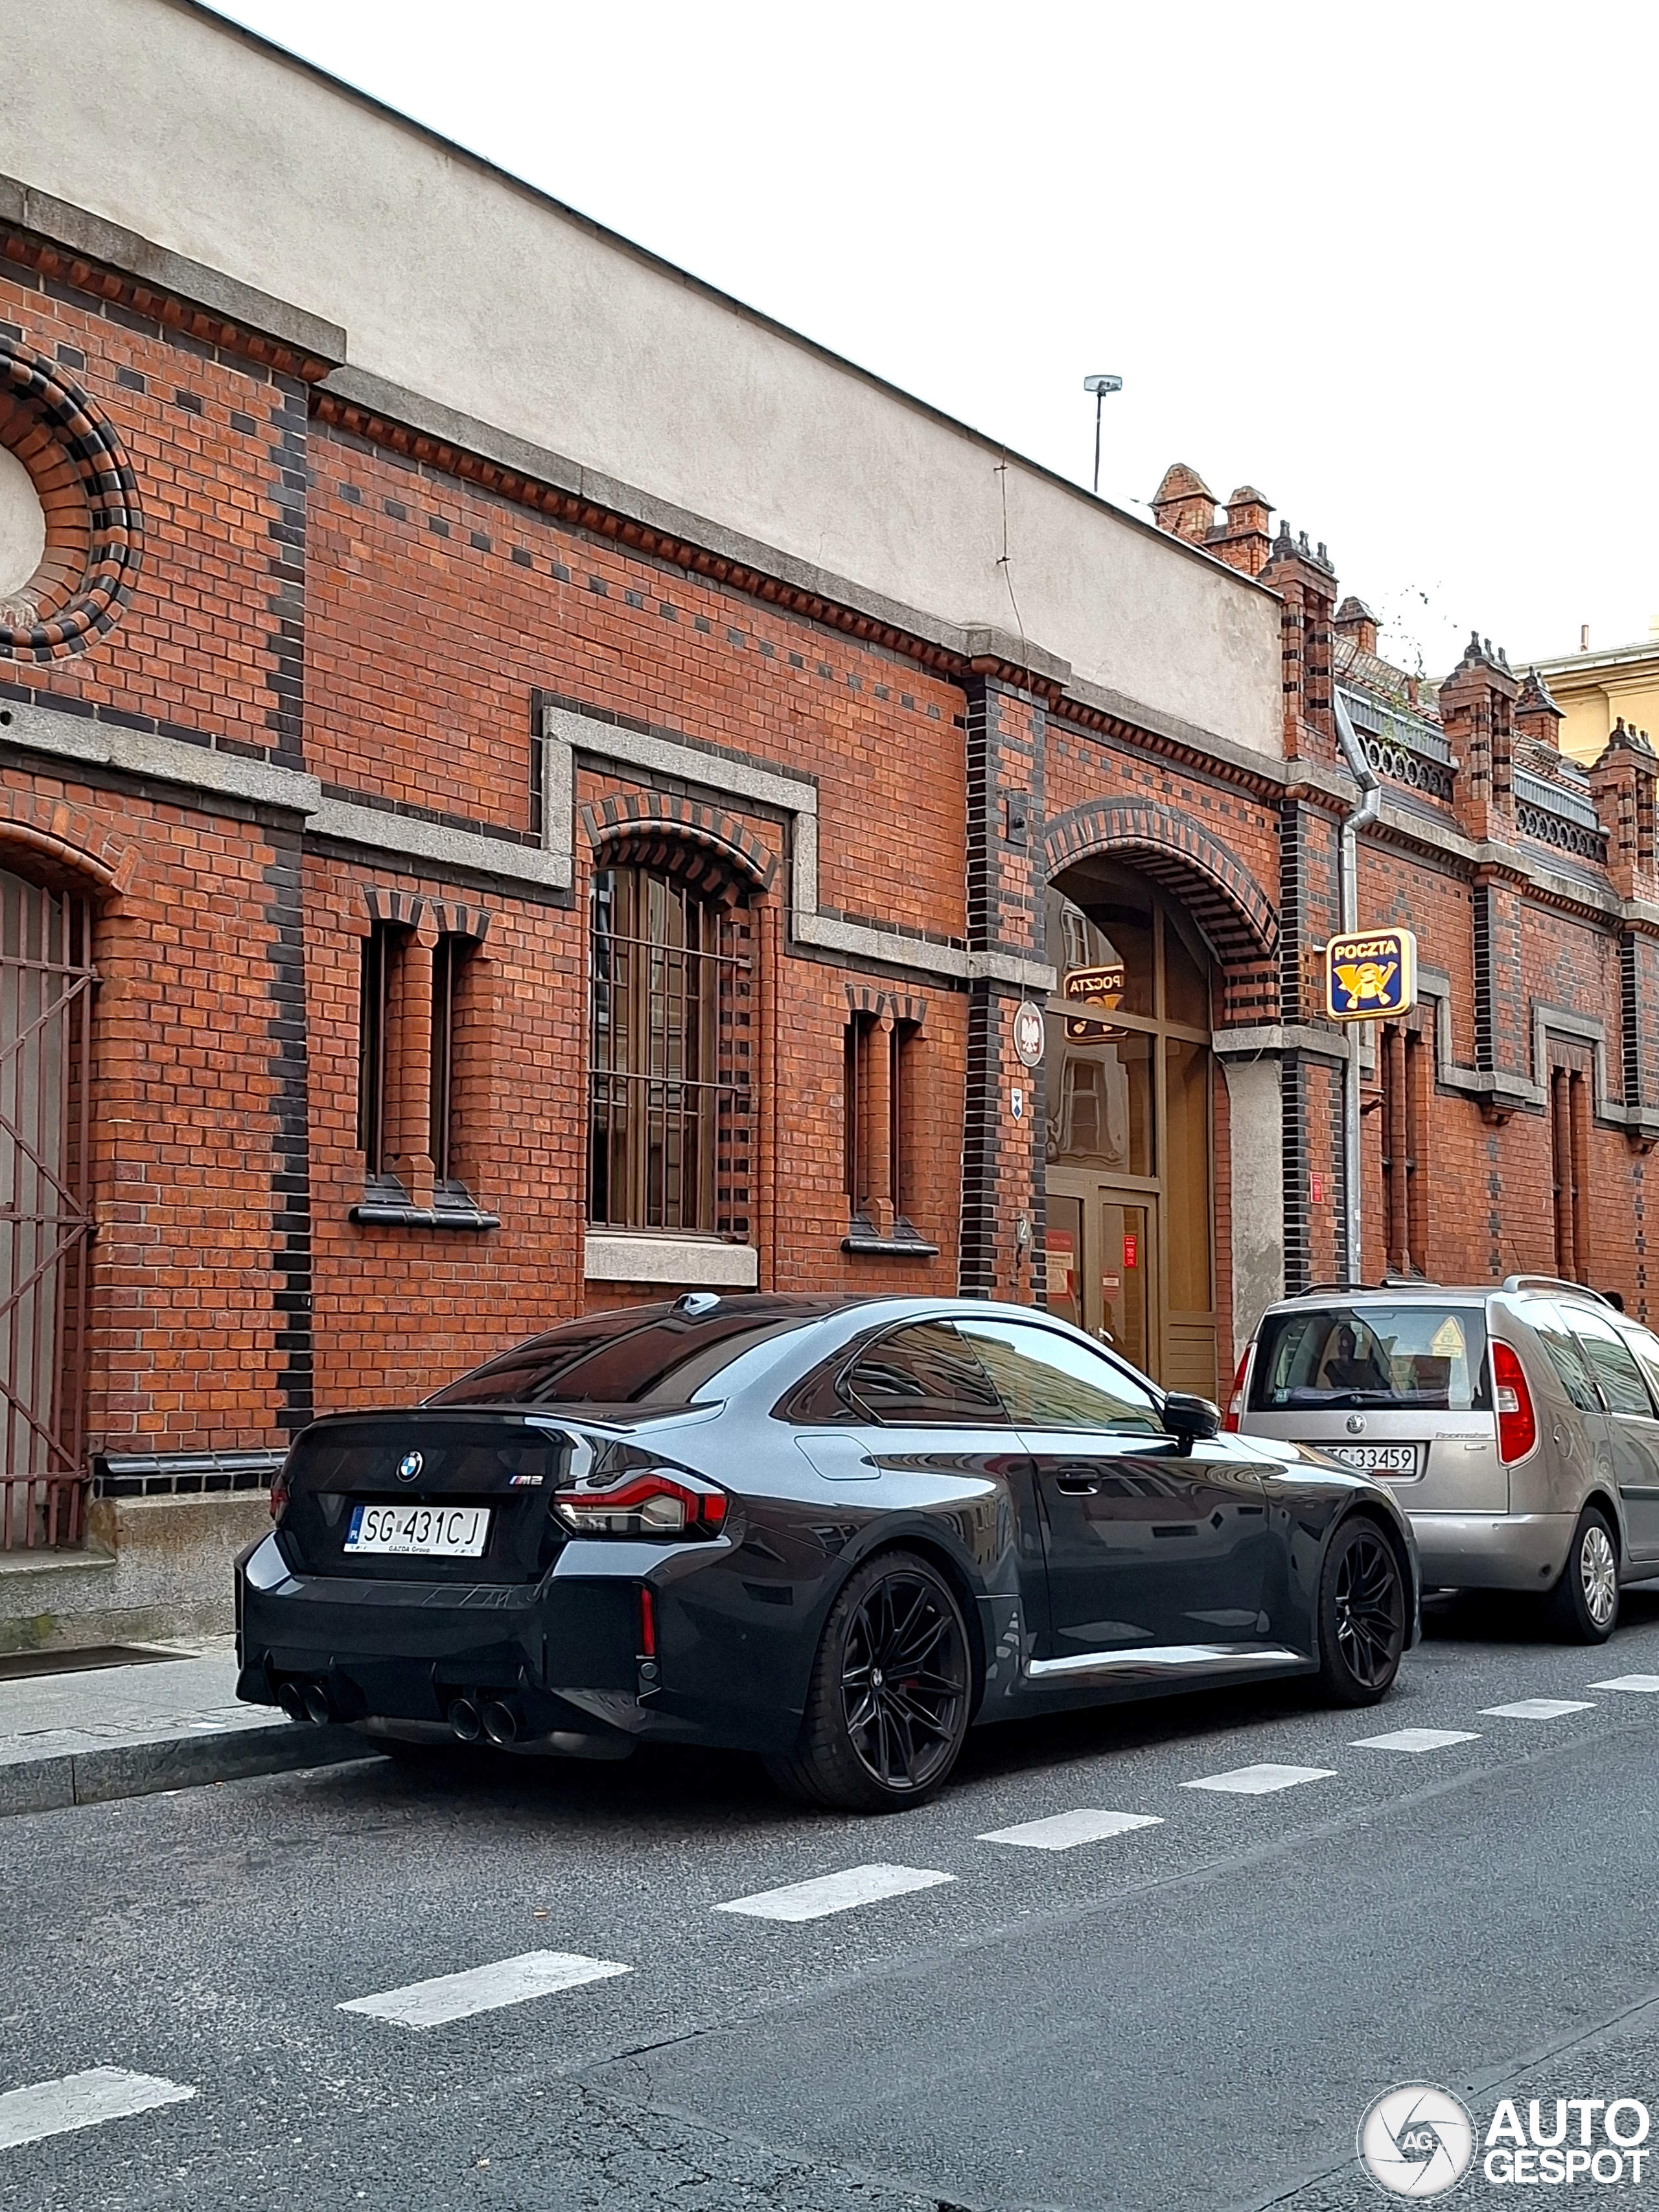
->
[7,1590,1659,2212]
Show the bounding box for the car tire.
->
[765,1549,973,1813]
[1316,1514,1407,1706]
[1544,1504,1619,1644]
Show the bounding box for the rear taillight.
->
[269,1461,291,1522]
[1223,1347,1252,1432]
[553,1468,730,1539]
[1492,1341,1537,1463]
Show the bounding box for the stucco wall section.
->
[0,0,1281,758]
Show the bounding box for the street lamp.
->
[1083,373,1122,496]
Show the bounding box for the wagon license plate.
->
[1322,1443,1421,1477]
[345,1503,491,1557]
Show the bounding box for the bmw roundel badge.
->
[397,1450,424,1484]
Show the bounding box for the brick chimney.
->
[1334,596,1379,656]
[1590,717,1659,898]
[1513,666,1564,753]
[1150,463,1217,546]
[1441,632,1520,841]
[1260,523,1340,765]
[1206,485,1275,577]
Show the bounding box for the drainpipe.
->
[1333,686,1380,1286]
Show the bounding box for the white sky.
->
[213,0,1658,682]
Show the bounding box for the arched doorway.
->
[1043,861,1216,1395]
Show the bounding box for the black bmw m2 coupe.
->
[236,1293,1419,1811]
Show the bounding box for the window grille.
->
[588,866,751,1236]
[0,872,95,1550]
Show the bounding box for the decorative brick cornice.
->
[1044,798,1278,962]
[1049,701,1285,797]
[583,791,778,903]
[0,219,338,385]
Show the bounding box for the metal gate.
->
[0,871,94,1550]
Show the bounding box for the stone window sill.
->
[584,1232,758,1287]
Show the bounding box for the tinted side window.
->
[1568,1310,1657,1419]
[1623,1327,1659,1413]
[1527,1303,1601,1414]
[842,1321,1006,1426]
[958,1318,1165,1433]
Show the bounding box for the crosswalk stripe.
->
[714,1864,953,1922]
[1181,1763,1334,1795]
[1352,1727,1480,1752]
[0,2068,196,2152]
[339,1951,630,2030]
[978,1808,1163,1850]
[1590,1674,1659,1694]
[1482,1698,1595,1720]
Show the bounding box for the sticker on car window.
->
[1431,1316,1465,1360]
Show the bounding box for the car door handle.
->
[1055,1476,1099,1495]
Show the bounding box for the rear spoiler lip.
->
[284,1403,726,1447]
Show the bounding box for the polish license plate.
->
[345,1503,491,1557]
[1322,1443,1421,1477]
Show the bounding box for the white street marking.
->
[978,1808,1164,1851]
[714,1863,953,1922]
[0,2068,196,2152]
[339,1951,630,2030]
[1352,1727,1480,1752]
[1591,1674,1659,1694]
[1181,1763,1335,1795]
[1482,1698,1595,1720]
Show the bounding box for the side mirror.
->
[1163,1391,1221,1452]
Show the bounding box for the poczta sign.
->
[1325,927,1417,1021]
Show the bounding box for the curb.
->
[0,1719,381,1818]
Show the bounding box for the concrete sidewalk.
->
[0,1640,375,1817]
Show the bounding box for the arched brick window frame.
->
[584,801,774,1240]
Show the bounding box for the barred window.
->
[1379,1022,1428,1277]
[1551,1062,1590,1283]
[588,865,751,1235]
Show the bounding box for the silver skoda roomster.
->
[1231,1276,1659,1640]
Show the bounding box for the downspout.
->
[1333,686,1381,1286]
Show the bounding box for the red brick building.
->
[1150,465,1659,1322]
[2,3,1653,1644]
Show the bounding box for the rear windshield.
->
[426,1307,815,1408]
[1249,1304,1491,1413]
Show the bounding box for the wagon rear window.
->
[1249,1305,1491,1413]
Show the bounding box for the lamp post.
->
[1083,374,1122,496]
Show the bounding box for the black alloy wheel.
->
[767,1549,971,1811]
[1317,1515,1406,1705]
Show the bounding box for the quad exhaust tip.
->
[448,1697,483,1743]
[301,1682,333,1726]
[277,1682,306,1723]
[480,1700,518,1747]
